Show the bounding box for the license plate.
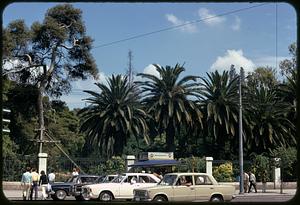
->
[135,197,140,201]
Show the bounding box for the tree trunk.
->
[37,86,45,153]
[166,122,175,152]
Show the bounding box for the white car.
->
[82,173,160,201]
[133,173,236,202]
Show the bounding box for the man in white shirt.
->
[21,167,32,200]
[248,171,257,193]
[48,169,55,184]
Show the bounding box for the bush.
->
[177,157,206,172]
[213,162,233,182]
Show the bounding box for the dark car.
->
[50,174,102,200]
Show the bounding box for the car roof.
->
[76,174,101,177]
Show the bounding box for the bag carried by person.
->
[47,183,52,192]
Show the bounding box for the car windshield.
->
[158,175,177,186]
[111,175,125,183]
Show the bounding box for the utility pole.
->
[127,50,133,86]
[239,67,244,194]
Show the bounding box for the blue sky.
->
[3,2,297,109]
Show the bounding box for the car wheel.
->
[99,191,113,201]
[153,195,167,202]
[210,195,223,202]
[55,190,67,200]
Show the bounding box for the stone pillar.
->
[274,158,281,189]
[38,153,48,174]
[206,157,213,176]
[125,155,136,172]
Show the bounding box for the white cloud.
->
[210,49,256,73]
[134,64,161,82]
[231,16,241,31]
[165,14,197,33]
[198,8,226,26]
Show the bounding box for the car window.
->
[176,175,193,186]
[158,174,177,186]
[194,175,212,185]
[139,175,157,183]
[124,175,138,183]
[81,177,98,183]
[112,175,124,183]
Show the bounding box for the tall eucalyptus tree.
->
[137,64,203,152]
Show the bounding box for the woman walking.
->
[39,170,49,200]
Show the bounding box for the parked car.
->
[50,174,102,200]
[133,172,236,202]
[82,173,161,201]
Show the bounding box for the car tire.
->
[153,195,167,202]
[55,190,67,200]
[210,195,223,202]
[99,191,113,201]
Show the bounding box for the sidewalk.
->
[234,188,296,196]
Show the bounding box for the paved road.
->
[2,189,297,202]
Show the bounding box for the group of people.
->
[243,171,257,193]
[21,166,55,200]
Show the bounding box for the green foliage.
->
[213,162,233,182]
[88,156,125,175]
[137,64,203,152]
[269,146,297,181]
[79,75,149,158]
[251,153,270,182]
[176,157,206,173]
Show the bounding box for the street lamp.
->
[239,67,244,194]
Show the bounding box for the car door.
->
[171,175,195,201]
[118,175,139,198]
[194,175,214,201]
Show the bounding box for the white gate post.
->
[38,153,48,174]
[206,157,213,176]
[125,155,136,172]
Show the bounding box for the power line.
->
[93,3,269,49]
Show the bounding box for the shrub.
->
[213,162,233,182]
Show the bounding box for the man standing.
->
[248,171,257,193]
[48,169,55,184]
[30,168,40,200]
[21,167,32,200]
[243,172,249,193]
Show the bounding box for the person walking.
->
[243,172,249,193]
[48,169,55,184]
[248,171,257,193]
[21,167,32,200]
[30,168,40,200]
[39,170,49,200]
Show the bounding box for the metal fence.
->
[2,155,106,181]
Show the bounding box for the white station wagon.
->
[133,173,236,202]
[82,173,160,201]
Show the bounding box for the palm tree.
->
[244,86,296,154]
[198,70,239,158]
[79,75,149,158]
[136,64,203,152]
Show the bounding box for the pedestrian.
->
[72,167,79,176]
[30,168,40,200]
[39,170,49,200]
[243,172,249,193]
[248,171,257,193]
[261,170,267,193]
[48,169,55,184]
[21,166,32,200]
